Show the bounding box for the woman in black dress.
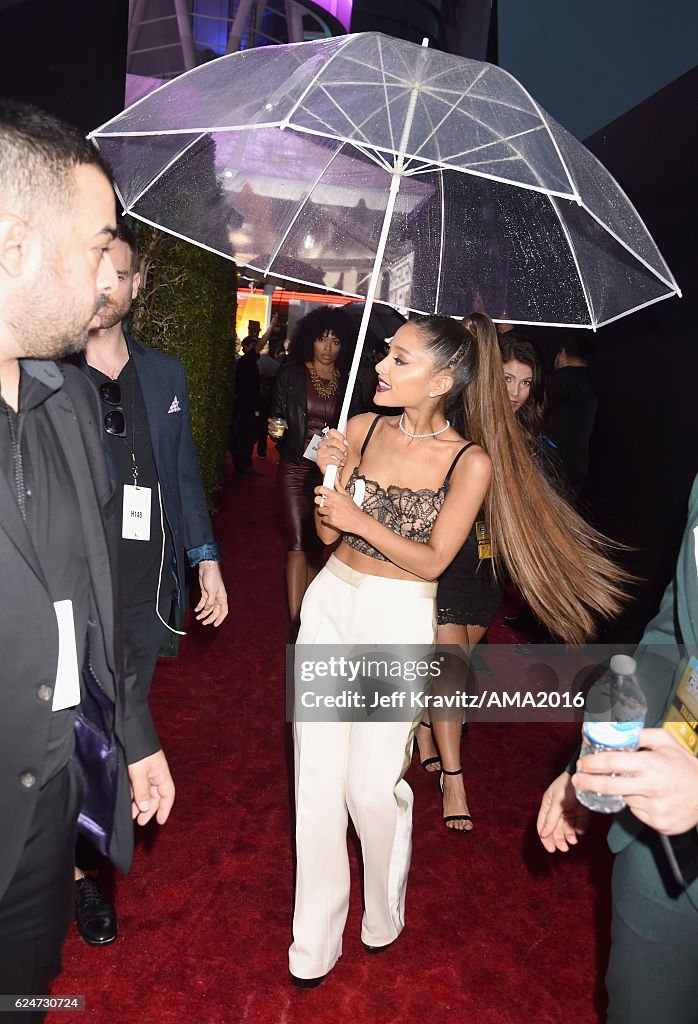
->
[269,307,361,631]
[416,332,548,832]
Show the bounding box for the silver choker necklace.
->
[398,413,450,439]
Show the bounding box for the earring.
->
[428,390,434,398]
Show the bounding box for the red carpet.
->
[53,451,613,1023]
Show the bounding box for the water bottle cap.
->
[610,654,637,677]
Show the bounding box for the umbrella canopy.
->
[91,32,679,332]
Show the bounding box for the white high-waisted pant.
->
[289,554,437,979]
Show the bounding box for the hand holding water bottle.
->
[573,728,698,834]
[574,655,647,813]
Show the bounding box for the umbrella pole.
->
[323,39,427,487]
[323,170,403,489]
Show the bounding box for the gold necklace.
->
[309,362,339,399]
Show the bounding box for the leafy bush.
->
[130,224,237,508]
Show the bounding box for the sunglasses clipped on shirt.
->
[98,381,126,438]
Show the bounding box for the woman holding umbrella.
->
[289,312,628,986]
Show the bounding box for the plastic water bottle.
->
[576,654,647,813]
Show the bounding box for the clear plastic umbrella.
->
[90,31,680,448]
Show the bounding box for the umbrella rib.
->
[595,291,681,328]
[93,123,285,137]
[302,88,382,150]
[295,100,373,145]
[455,148,543,170]
[121,131,208,212]
[497,67,580,201]
[281,34,357,129]
[401,159,574,200]
[112,179,129,215]
[412,61,487,95]
[300,83,415,163]
[406,67,488,162]
[409,102,547,176]
[126,211,239,263]
[546,193,596,328]
[286,124,425,174]
[340,50,420,86]
[493,318,593,329]
[264,143,346,272]
[351,142,394,174]
[287,76,413,89]
[572,148,680,292]
[427,125,544,165]
[435,169,445,312]
[377,36,397,155]
[419,85,534,118]
[401,93,562,191]
[582,205,679,293]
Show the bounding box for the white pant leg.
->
[289,717,351,979]
[346,716,420,946]
[290,566,352,979]
[344,572,435,947]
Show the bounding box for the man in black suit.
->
[546,336,598,499]
[69,220,227,944]
[0,102,175,1020]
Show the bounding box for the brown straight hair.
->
[415,312,629,644]
[498,332,547,440]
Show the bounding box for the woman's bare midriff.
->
[332,539,434,583]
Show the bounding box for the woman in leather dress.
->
[287,313,629,988]
[268,306,361,631]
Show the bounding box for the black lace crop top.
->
[342,417,473,562]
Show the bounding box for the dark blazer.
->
[545,366,598,496]
[69,333,219,603]
[609,470,698,855]
[0,361,160,900]
[269,361,364,463]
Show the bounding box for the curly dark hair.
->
[498,332,547,439]
[287,306,357,375]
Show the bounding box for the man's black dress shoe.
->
[75,877,117,946]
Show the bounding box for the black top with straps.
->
[343,416,474,562]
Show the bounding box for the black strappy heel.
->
[440,767,473,833]
[414,721,441,772]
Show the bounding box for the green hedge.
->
[130,224,237,508]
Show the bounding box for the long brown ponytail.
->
[416,312,629,643]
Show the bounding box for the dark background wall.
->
[498,0,698,141]
[0,0,128,131]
